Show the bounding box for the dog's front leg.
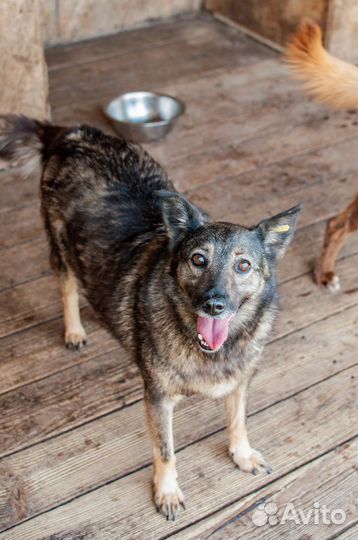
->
[145,391,184,520]
[225,382,272,475]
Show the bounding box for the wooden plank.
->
[140,76,355,182]
[45,14,246,70]
[0,131,355,251]
[0,59,303,209]
[47,22,272,110]
[0,304,356,512]
[225,170,357,231]
[49,59,311,131]
[0,16,356,540]
[52,1,202,46]
[1,169,356,339]
[0,241,356,404]
[0,229,356,400]
[0,138,355,292]
[0,240,50,292]
[51,92,356,194]
[0,285,355,468]
[1,121,355,213]
[1,366,355,538]
[168,440,358,540]
[0,214,357,294]
[0,274,62,337]
[0,304,120,394]
[0,168,39,212]
[0,205,43,250]
[0,60,289,211]
[0,138,355,298]
[334,524,358,540]
[273,254,357,337]
[166,119,356,194]
[48,58,284,139]
[188,153,356,223]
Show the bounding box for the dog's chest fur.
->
[123,268,276,399]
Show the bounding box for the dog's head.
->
[159,191,301,353]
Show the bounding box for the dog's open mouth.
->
[196,316,231,353]
[197,332,215,352]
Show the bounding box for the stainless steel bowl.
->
[103,91,185,142]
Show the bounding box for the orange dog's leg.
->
[314,194,358,291]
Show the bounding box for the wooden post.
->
[0,0,50,119]
[325,0,358,62]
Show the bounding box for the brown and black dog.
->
[285,20,358,291]
[0,115,300,520]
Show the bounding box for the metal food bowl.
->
[103,91,185,142]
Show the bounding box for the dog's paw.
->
[230,447,272,475]
[326,274,340,293]
[313,268,341,293]
[154,485,185,521]
[65,329,87,350]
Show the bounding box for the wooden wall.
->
[205,0,329,48]
[205,0,358,61]
[40,0,202,45]
[325,0,358,62]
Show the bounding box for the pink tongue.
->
[197,316,231,351]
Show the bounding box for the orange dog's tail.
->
[284,20,358,110]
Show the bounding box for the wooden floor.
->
[0,13,357,540]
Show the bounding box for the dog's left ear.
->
[257,205,302,259]
[157,190,207,249]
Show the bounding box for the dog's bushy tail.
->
[284,20,358,110]
[0,114,63,177]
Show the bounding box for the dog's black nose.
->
[202,297,226,316]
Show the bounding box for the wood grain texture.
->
[47,17,271,109]
[205,0,329,47]
[326,0,358,63]
[1,368,356,538]
[0,135,355,296]
[0,306,356,530]
[334,523,358,540]
[0,215,356,294]
[0,177,356,338]
[47,0,202,45]
[0,246,357,402]
[0,270,356,457]
[0,15,357,539]
[45,15,220,69]
[168,440,358,540]
[0,240,50,292]
[3,108,354,212]
[0,134,356,249]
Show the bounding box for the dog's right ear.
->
[157,190,206,249]
[256,205,302,260]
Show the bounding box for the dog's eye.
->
[236,259,251,273]
[191,253,207,267]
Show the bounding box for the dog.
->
[0,115,300,520]
[284,20,358,291]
